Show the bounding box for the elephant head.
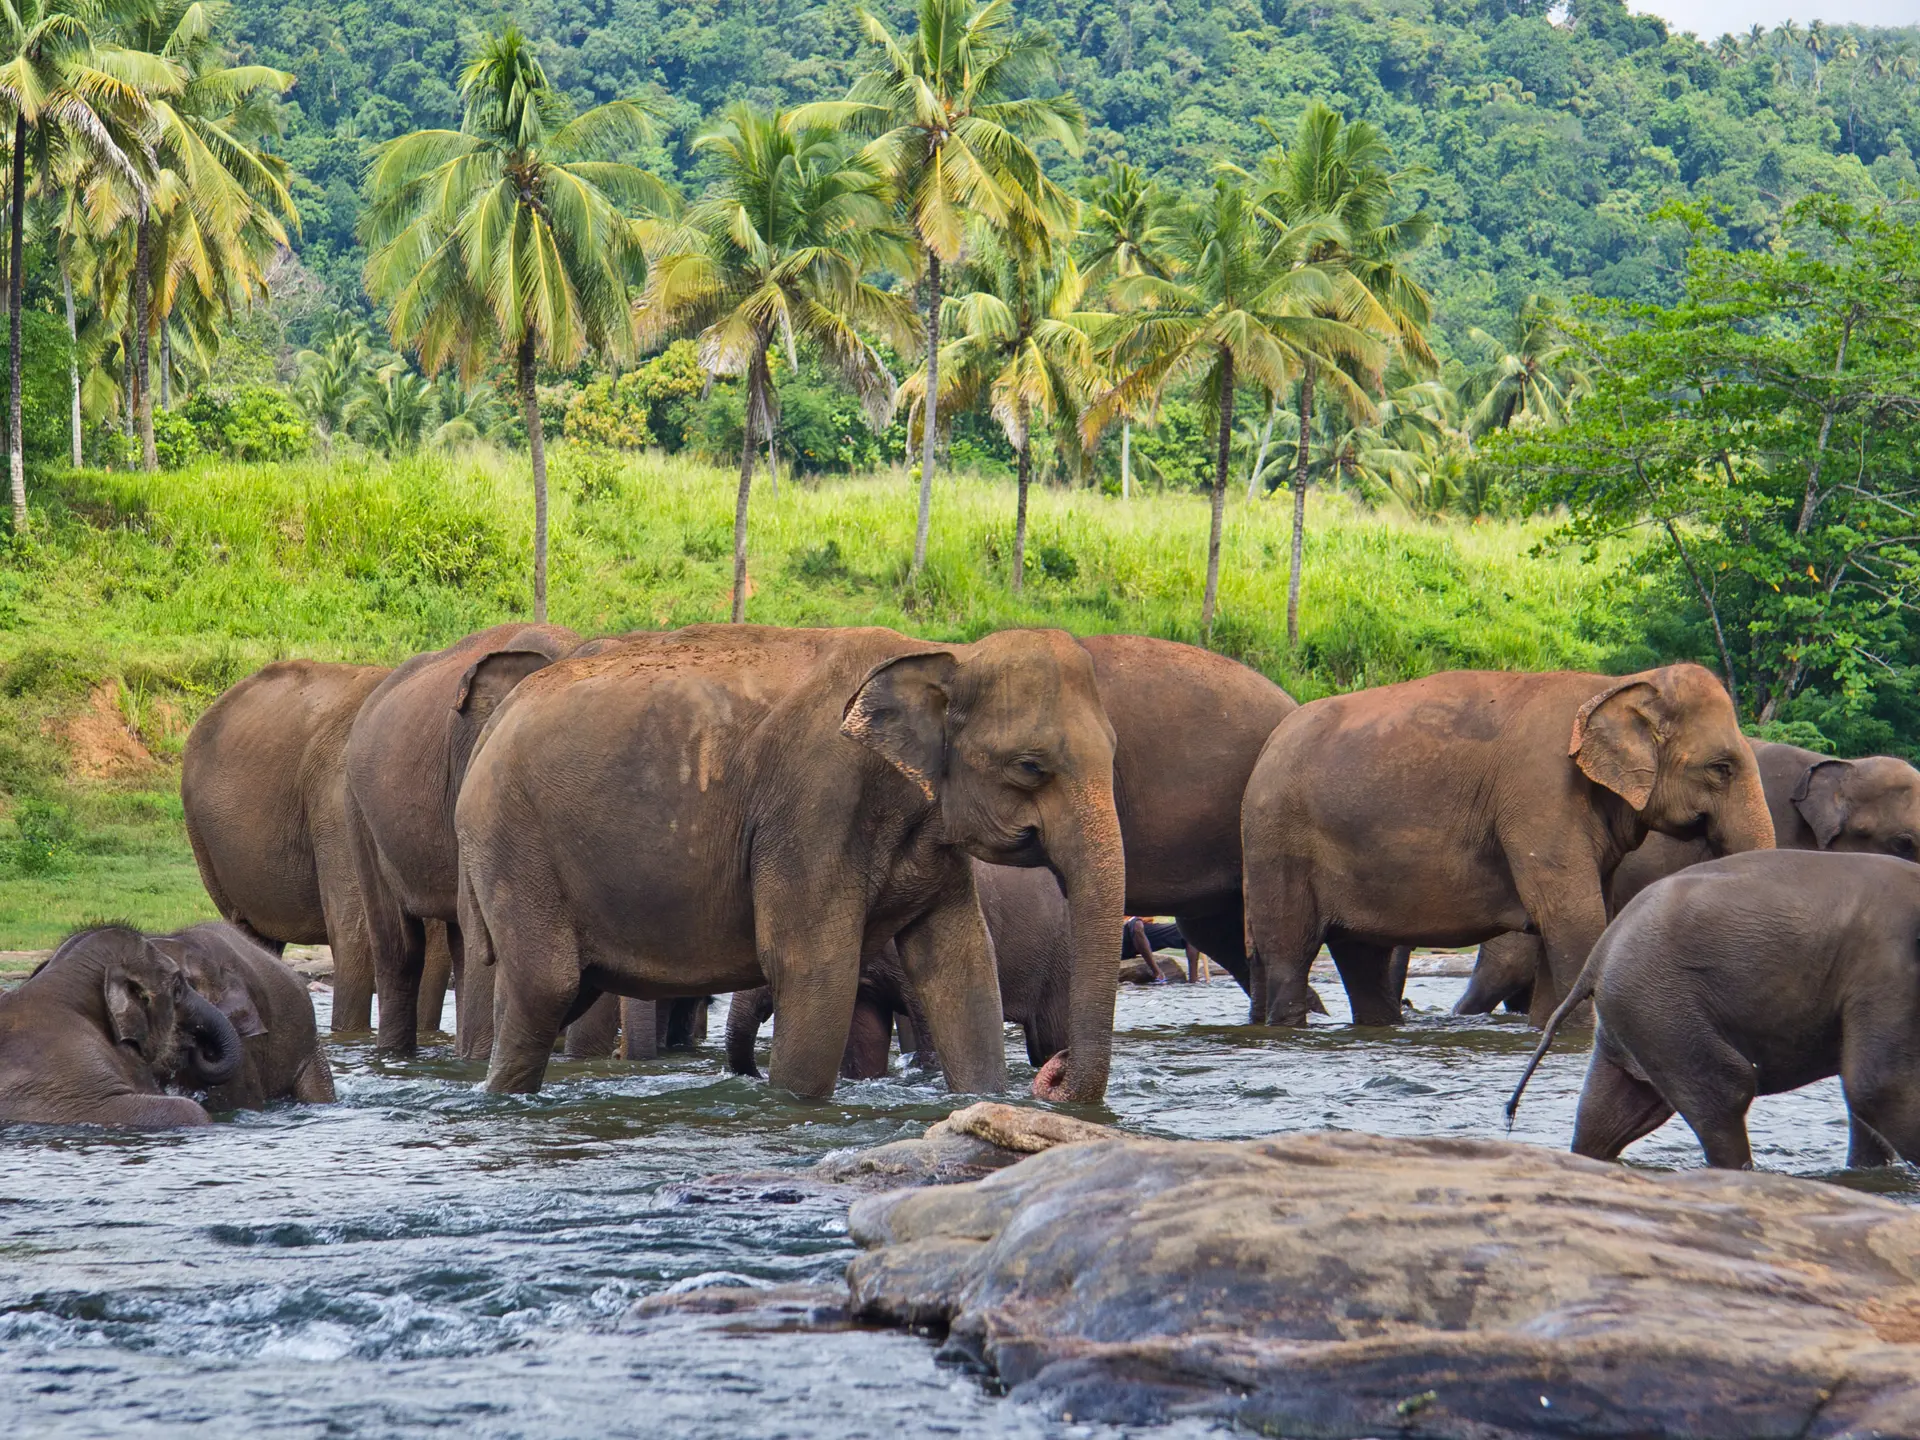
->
[97,930,245,1089]
[1569,663,1774,857]
[159,938,269,1058]
[1794,756,1920,858]
[843,628,1126,1104]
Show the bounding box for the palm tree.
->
[0,0,151,528]
[1087,178,1382,643]
[362,23,666,621]
[637,104,915,621]
[429,371,503,450]
[1246,100,1434,647]
[910,217,1094,591]
[1806,20,1828,95]
[789,0,1084,580]
[351,360,432,454]
[1078,160,1166,499]
[294,319,371,447]
[1459,294,1588,438]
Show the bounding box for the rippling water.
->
[2,973,1912,1438]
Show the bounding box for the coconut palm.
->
[789,0,1084,579]
[1078,160,1167,498]
[1459,293,1588,438]
[907,217,1095,591]
[361,23,667,621]
[637,104,916,621]
[429,371,504,450]
[1244,100,1434,647]
[293,319,371,446]
[1087,178,1383,643]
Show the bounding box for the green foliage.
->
[180,387,313,462]
[3,310,76,480]
[4,798,77,877]
[564,375,655,451]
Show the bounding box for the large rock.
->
[847,1128,1920,1438]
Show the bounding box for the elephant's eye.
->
[1010,757,1049,786]
[1707,758,1735,783]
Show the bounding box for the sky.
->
[1632,0,1919,40]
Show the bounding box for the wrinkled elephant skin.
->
[156,922,335,1110]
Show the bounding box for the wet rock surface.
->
[844,1126,1920,1438]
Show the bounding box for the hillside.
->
[231,0,1920,342]
[0,449,1633,945]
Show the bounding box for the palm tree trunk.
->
[64,258,82,469]
[135,210,156,473]
[517,333,549,623]
[767,428,777,497]
[1286,358,1316,649]
[1201,349,1234,645]
[7,116,26,532]
[160,325,171,410]
[1012,416,1031,594]
[731,357,761,625]
[1120,420,1131,500]
[1246,393,1276,501]
[122,332,134,441]
[911,249,940,579]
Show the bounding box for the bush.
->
[564,375,654,450]
[152,409,203,469]
[4,798,77,876]
[181,386,312,461]
[0,310,75,488]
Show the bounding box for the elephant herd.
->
[3,617,1918,1171]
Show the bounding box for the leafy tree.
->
[1460,294,1589,438]
[361,22,664,620]
[637,103,914,620]
[1089,178,1383,643]
[293,318,371,445]
[1505,199,1920,732]
[790,0,1083,580]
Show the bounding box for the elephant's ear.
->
[104,972,151,1049]
[1569,678,1662,811]
[209,973,267,1038]
[1793,758,1852,849]
[453,650,556,722]
[841,652,958,800]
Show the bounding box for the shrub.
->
[4,798,76,876]
[564,375,654,450]
[152,409,203,469]
[181,387,312,461]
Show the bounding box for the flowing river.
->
[2,971,1912,1439]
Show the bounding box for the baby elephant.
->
[1511,850,1920,1169]
[0,927,245,1127]
[154,923,335,1110]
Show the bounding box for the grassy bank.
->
[0,448,1636,946]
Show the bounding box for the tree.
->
[1246,100,1433,649]
[361,23,664,621]
[0,0,150,527]
[1504,200,1920,732]
[911,217,1095,591]
[637,104,915,621]
[1088,178,1382,644]
[1077,160,1167,500]
[1460,294,1589,437]
[293,318,371,446]
[790,0,1083,580]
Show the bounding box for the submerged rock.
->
[846,1128,1920,1438]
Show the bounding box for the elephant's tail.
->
[456,861,495,970]
[1504,960,1599,1128]
[723,986,773,1077]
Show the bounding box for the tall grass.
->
[0,446,1636,944]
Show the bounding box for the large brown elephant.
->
[344,623,578,1054]
[723,860,1071,1079]
[1455,741,1920,1020]
[1242,664,1774,1028]
[155,923,336,1109]
[0,927,244,1127]
[183,659,391,1032]
[456,624,1126,1101]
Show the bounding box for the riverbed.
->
[1,974,1911,1439]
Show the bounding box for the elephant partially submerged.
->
[183,659,391,1032]
[1242,664,1774,1028]
[155,923,336,1110]
[457,624,1127,1101]
[344,623,579,1055]
[0,928,244,1127]
[1455,741,1920,1021]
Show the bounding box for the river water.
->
[2,973,1912,1439]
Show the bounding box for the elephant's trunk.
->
[176,988,244,1089]
[1710,763,1778,858]
[1032,776,1127,1105]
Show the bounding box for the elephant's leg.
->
[723,987,773,1076]
[841,998,894,1080]
[665,998,709,1050]
[418,922,454,1037]
[482,922,582,1096]
[564,992,621,1058]
[315,854,374,1035]
[1241,854,1327,1028]
[1510,858,1606,1029]
[1326,938,1401,1027]
[1841,1049,1920,1167]
[1387,946,1412,1010]
[453,926,494,1062]
[893,890,1008,1097]
[1570,1046,1674,1160]
[1846,1112,1897,1169]
[1663,1041,1758,1170]
[373,911,429,1055]
[1454,933,1540,1018]
[1173,908,1250,995]
[620,999,660,1060]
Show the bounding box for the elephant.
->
[1453,741,1920,1021]
[563,994,713,1059]
[153,923,336,1109]
[344,622,579,1055]
[0,927,244,1127]
[183,659,391,1032]
[456,624,1126,1101]
[1241,663,1774,1029]
[724,860,1075,1080]
[1509,849,1920,1170]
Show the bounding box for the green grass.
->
[0,446,1637,947]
